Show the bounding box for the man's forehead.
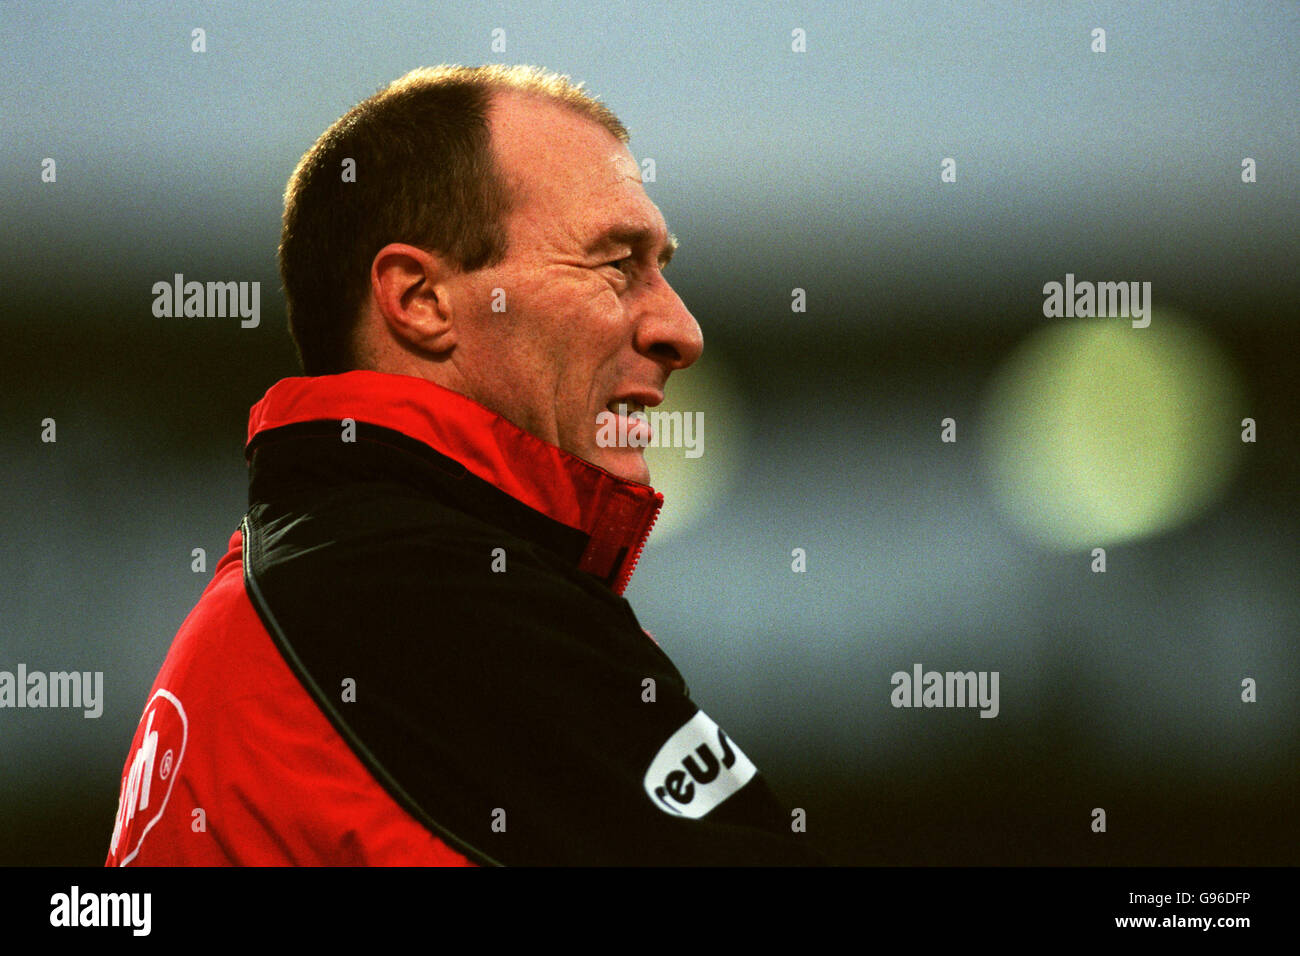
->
[489,92,671,248]
[490,92,626,185]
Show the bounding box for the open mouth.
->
[605,400,649,424]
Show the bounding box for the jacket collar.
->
[245,371,663,595]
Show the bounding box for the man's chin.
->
[591,447,651,486]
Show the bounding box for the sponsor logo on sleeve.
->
[108,689,188,866]
[643,710,757,819]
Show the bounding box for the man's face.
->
[450,92,703,486]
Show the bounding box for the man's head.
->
[279,65,702,485]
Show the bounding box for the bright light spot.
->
[644,353,746,542]
[979,313,1244,550]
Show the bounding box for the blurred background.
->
[2,0,1296,865]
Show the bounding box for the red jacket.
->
[107,372,819,866]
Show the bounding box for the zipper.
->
[613,491,663,595]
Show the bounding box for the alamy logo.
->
[596,404,704,458]
[1041,273,1151,328]
[0,664,102,718]
[890,663,1000,718]
[50,886,151,936]
[644,710,757,818]
[151,273,260,327]
[108,689,188,866]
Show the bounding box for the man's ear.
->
[368,243,460,354]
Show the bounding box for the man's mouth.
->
[599,399,654,450]
[605,400,649,425]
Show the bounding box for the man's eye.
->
[601,258,634,283]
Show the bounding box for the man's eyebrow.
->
[661,233,678,268]
[588,226,678,267]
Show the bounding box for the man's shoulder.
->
[247,479,623,617]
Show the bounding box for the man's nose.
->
[634,273,704,371]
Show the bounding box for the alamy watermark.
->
[1042,273,1151,328]
[595,403,704,458]
[0,664,103,718]
[890,663,999,718]
[50,886,150,936]
[151,273,260,328]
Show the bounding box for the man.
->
[107,65,820,866]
